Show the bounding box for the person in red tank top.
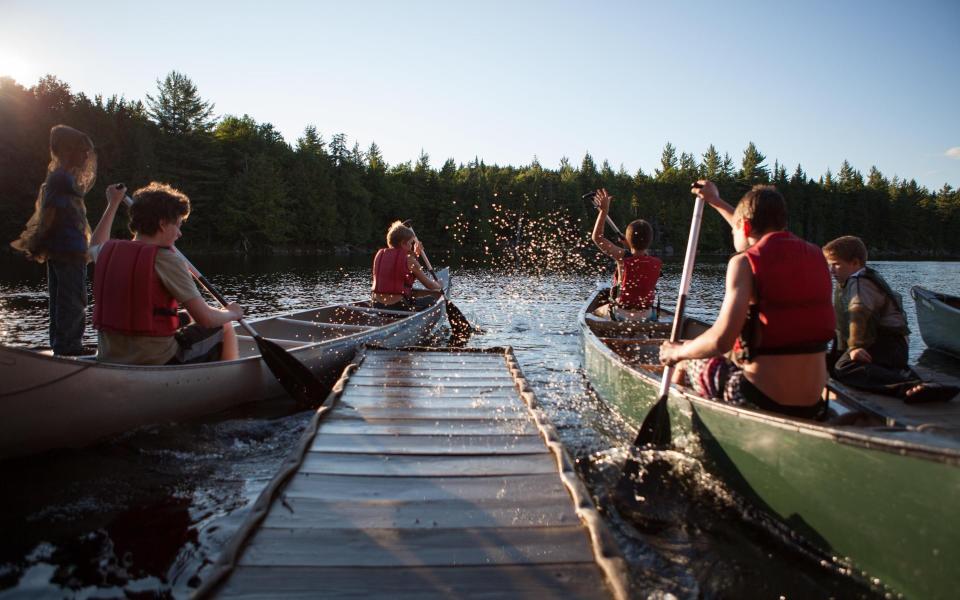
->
[657,181,833,420]
[87,183,244,365]
[371,221,443,311]
[590,189,662,321]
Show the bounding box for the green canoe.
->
[912,285,960,358]
[580,288,960,600]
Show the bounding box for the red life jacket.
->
[371,247,415,296]
[736,231,835,360]
[614,254,662,309]
[93,240,179,337]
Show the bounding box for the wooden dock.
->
[197,347,629,599]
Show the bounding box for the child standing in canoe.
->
[823,235,959,402]
[11,125,99,355]
[87,182,243,365]
[659,181,835,419]
[371,221,443,311]
[590,188,662,321]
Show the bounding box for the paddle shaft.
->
[658,196,705,397]
[122,196,261,338]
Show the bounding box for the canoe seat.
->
[349,305,417,317]
[278,317,373,333]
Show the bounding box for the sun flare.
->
[0,52,39,86]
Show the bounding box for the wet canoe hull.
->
[580,288,960,600]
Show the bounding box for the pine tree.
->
[145,71,215,135]
[701,145,721,180]
[655,142,679,181]
[738,142,769,184]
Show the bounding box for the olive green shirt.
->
[834,268,909,351]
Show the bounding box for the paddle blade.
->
[254,335,326,406]
[616,394,672,494]
[446,300,478,340]
[634,393,672,448]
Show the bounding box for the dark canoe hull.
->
[0,269,451,460]
[579,287,960,600]
[912,285,960,357]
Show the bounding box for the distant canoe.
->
[912,285,960,358]
[580,286,960,600]
[0,269,450,460]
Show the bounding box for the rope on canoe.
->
[0,361,96,399]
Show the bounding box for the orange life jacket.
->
[735,231,835,361]
[614,254,661,309]
[93,240,179,336]
[371,247,415,296]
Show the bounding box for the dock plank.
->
[237,525,596,567]
[316,417,537,436]
[260,496,579,529]
[309,433,548,455]
[218,564,610,599]
[299,452,559,477]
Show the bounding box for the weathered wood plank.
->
[237,525,596,567]
[315,418,537,436]
[330,405,527,420]
[363,352,507,364]
[309,433,547,455]
[340,388,518,401]
[260,495,579,529]
[282,473,568,503]
[299,452,558,477]
[351,372,516,383]
[346,377,517,388]
[217,564,609,599]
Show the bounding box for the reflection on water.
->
[1,255,957,598]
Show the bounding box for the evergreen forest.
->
[2,72,959,263]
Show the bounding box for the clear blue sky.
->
[2,0,958,190]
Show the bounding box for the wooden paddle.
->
[122,197,325,407]
[409,230,477,340]
[615,193,706,505]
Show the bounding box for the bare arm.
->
[692,180,736,228]
[89,184,126,247]
[590,189,626,260]
[182,297,243,329]
[660,254,752,364]
[408,252,442,291]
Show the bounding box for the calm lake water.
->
[1,255,958,599]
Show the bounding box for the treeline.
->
[2,72,959,259]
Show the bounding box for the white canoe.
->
[912,285,960,358]
[0,269,450,459]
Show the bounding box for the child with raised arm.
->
[590,188,662,321]
[87,182,243,365]
[823,236,958,402]
[11,125,99,355]
[371,221,443,311]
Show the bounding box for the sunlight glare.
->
[0,53,38,86]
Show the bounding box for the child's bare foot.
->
[903,382,960,404]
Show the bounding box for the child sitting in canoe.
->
[371,220,443,311]
[823,236,959,403]
[659,181,835,419]
[590,189,662,321]
[87,182,243,365]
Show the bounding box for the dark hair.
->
[129,182,191,235]
[734,185,787,234]
[625,219,653,252]
[823,235,868,264]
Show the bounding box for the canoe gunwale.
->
[579,287,960,466]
